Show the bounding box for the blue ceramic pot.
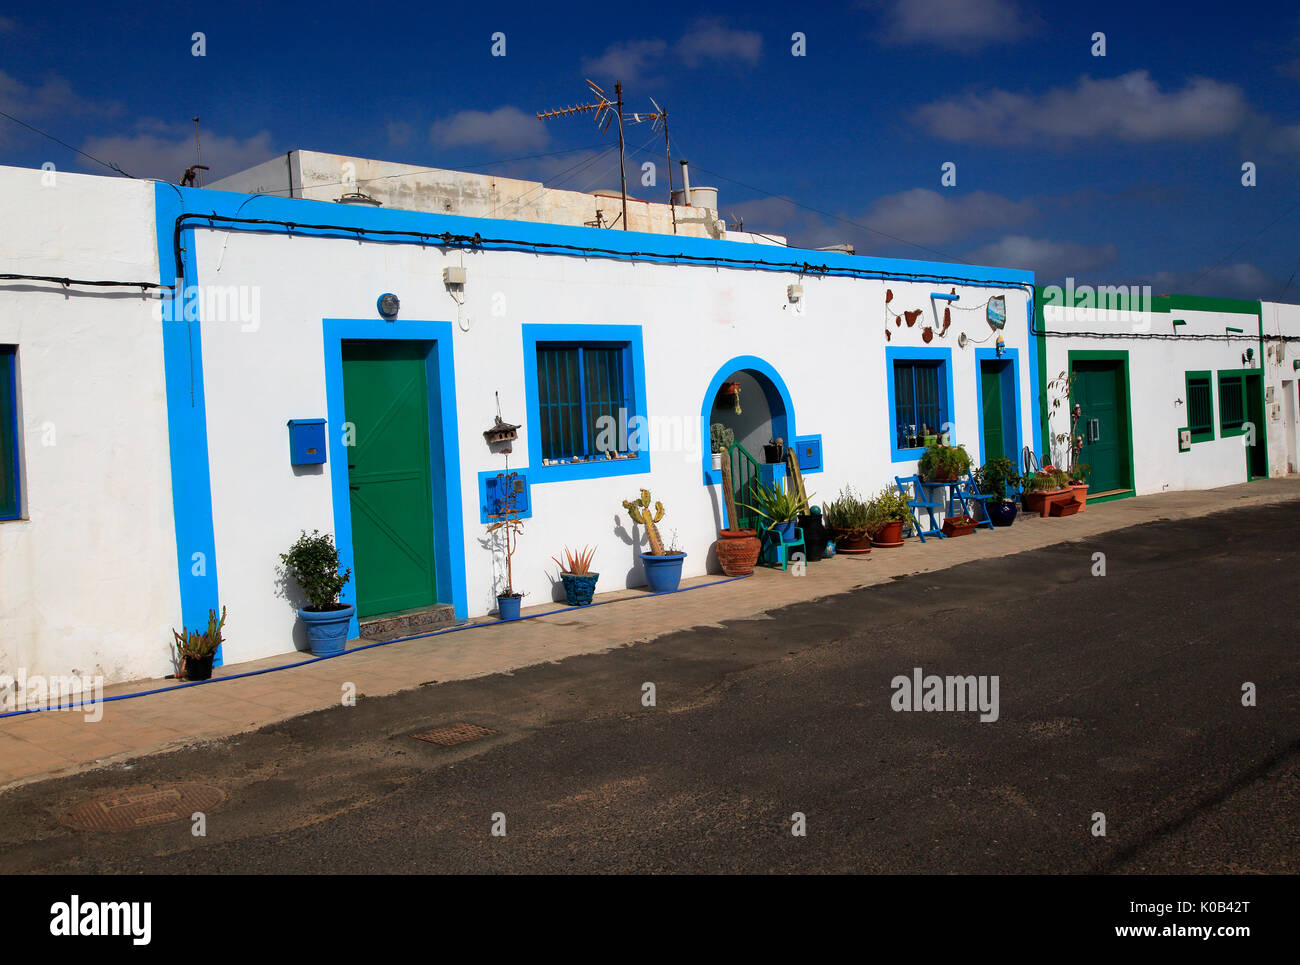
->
[772,520,797,542]
[987,501,1018,527]
[498,594,522,621]
[641,552,687,592]
[299,605,355,657]
[560,572,599,606]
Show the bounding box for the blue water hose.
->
[0,574,748,718]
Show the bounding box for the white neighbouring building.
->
[0,155,1294,690]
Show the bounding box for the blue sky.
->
[2,0,1299,298]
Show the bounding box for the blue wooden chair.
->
[894,475,944,543]
[760,524,806,570]
[955,472,995,531]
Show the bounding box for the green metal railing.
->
[728,441,764,531]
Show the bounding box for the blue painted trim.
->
[792,433,824,474]
[885,346,955,464]
[973,348,1023,467]
[477,468,534,524]
[1026,292,1043,463]
[521,324,650,484]
[153,184,222,664]
[0,346,20,521]
[323,319,468,639]
[699,355,797,486]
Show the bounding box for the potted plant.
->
[487,470,525,620]
[172,606,227,681]
[715,455,761,576]
[762,437,785,464]
[974,457,1022,527]
[710,423,734,471]
[918,442,972,483]
[1068,462,1091,511]
[941,514,978,537]
[623,489,686,592]
[1022,465,1072,517]
[824,486,873,554]
[736,481,812,542]
[552,545,598,606]
[280,530,354,655]
[867,486,912,547]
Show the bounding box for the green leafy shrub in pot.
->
[918,443,972,482]
[974,457,1021,502]
[280,530,352,610]
[866,486,912,535]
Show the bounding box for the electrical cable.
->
[0,108,134,178]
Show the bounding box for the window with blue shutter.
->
[892,359,947,450]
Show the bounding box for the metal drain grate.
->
[410,722,498,746]
[59,783,226,832]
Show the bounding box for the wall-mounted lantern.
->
[995,334,1006,358]
[377,293,400,320]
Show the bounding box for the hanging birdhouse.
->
[483,415,520,448]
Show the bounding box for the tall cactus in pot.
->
[622,489,666,555]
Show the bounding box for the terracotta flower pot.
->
[834,529,872,555]
[941,514,977,537]
[1070,483,1089,511]
[1050,497,1081,517]
[871,520,905,547]
[1024,488,1071,518]
[715,529,761,576]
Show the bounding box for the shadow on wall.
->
[612,513,647,588]
[273,563,313,653]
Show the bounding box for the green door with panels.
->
[1072,360,1131,495]
[980,362,1007,462]
[342,341,438,618]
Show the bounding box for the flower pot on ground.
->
[172,606,226,681]
[497,594,522,620]
[987,501,1018,527]
[715,529,761,575]
[280,530,355,656]
[622,489,688,592]
[1050,497,1082,517]
[825,486,873,554]
[871,520,905,547]
[1068,463,1091,511]
[641,551,688,591]
[552,545,599,606]
[918,442,972,484]
[1022,466,1072,518]
[865,486,911,548]
[736,480,813,543]
[941,514,978,537]
[797,509,832,561]
[974,456,1022,528]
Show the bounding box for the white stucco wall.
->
[0,166,180,686]
[1042,300,1264,496]
[184,202,1034,664]
[1260,301,1300,476]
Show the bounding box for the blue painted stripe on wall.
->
[153,183,222,664]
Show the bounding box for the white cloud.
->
[0,69,122,147]
[78,124,278,182]
[966,236,1117,279]
[1147,262,1278,300]
[915,71,1250,144]
[869,0,1036,50]
[581,39,668,85]
[430,106,550,154]
[862,189,1036,246]
[676,18,762,66]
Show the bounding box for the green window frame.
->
[1,346,20,521]
[1184,371,1214,443]
[1218,371,1246,436]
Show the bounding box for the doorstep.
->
[359,604,459,641]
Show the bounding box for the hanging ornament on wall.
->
[941,305,952,336]
[922,326,934,343]
[987,295,1007,330]
[904,309,922,327]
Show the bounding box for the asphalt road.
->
[2,501,1297,874]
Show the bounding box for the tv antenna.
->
[181,116,209,187]
[621,96,676,233]
[538,79,628,230]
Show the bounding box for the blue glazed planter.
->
[299,605,355,657]
[498,594,522,621]
[987,501,1018,527]
[641,552,687,592]
[772,520,797,542]
[560,572,599,606]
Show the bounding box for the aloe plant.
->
[736,482,812,525]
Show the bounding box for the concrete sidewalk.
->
[3,477,1298,791]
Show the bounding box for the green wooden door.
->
[342,341,438,618]
[1245,373,1267,478]
[980,363,1007,462]
[1073,361,1130,494]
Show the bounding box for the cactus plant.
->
[622,488,667,556]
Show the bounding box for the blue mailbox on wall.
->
[287,419,327,466]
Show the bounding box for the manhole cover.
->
[59,783,226,832]
[410,722,498,746]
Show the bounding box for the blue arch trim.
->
[323,319,468,639]
[700,355,797,486]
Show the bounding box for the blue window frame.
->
[886,347,954,462]
[522,324,650,483]
[1,346,20,520]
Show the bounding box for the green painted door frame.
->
[1068,350,1136,504]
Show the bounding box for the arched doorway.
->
[700,357,797,527]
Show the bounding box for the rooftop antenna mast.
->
[624,97,675,234]
[537,79,628,230]
[180,116,209,187]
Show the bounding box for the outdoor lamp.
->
[995,335,1006,358]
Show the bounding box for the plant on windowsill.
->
[487,471,525,620]
[552,545,598,606]
[710,423,734,471]
[172,606,227,681]
[866,486,912,547]
[280,530,354,656]
[824,486,873,554]
[974,457,1022,527]
[623,489,687,592]
[918,442,972,483]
